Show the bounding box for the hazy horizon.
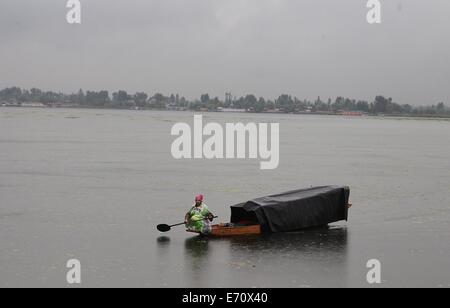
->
[1,0,450,105]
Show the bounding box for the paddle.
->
[157,221,185,232]
[157,216,218,233]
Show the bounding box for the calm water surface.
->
[0,108,449,287]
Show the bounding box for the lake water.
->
[0,107,449,287]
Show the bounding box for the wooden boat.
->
[188,223,262,237]
[211,223,261,236]
[187,186,351,237]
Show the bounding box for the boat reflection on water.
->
[185,225,347,253]
[182,225,349,287]
[232,226,346,251]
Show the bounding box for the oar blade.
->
[157,224,171,232]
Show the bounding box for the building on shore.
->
[337,110,364,116]
[20,102,46,108]
[1,101,21,107]
[219,108,247,113]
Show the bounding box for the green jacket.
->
[187,203,211,222]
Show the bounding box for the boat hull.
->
[187,223,261,237]
[211,224,261,236]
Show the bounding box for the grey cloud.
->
[0,0,449,105]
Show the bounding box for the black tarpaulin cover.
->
[230,186,350,232]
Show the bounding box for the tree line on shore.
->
[0,86,448,116]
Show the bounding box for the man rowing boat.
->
[184,194,215,235]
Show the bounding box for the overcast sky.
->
[0,0,449,105]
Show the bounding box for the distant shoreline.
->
[2,104,450,119]
[2,87,448,119]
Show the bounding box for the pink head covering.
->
[195,194,204,202]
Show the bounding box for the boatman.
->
[185,195,215,235]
